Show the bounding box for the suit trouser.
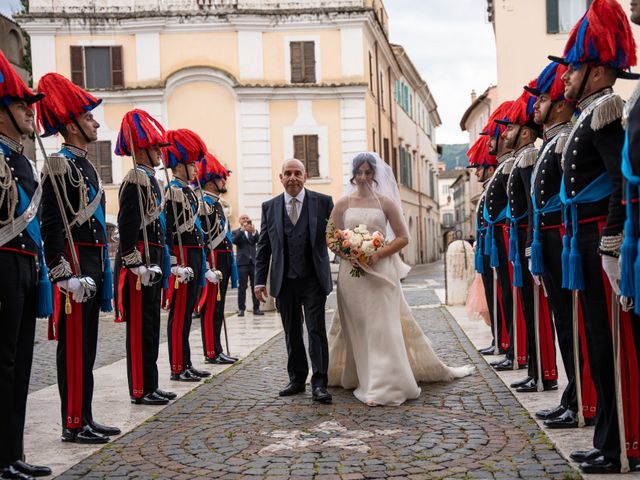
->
[0,251,37,467]
[167,247,203,374]
[237,263,259,312]
[199,251,231,358]
[122,246,162,398]
[56,247,102,429]
[276,274,329,389]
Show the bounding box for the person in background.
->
[232,214,263,317]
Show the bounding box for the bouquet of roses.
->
[327,221,385,277]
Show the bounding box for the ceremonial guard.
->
[193,152,238,365]
[549,0,640,472]
[163,129,210,382]
[496,90,558,392]
[37,73,120,444]
[0,51,53,480]
[526,62,597,428]
[114,109,176,406]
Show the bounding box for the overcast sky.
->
[1,0,495,145]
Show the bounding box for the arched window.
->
[6,29,22,65]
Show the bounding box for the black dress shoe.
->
[490,357,507,367]
[312,387,332,404]
[570,448,601,463]
[219,353,238,362]
[544,409,578,429]
[170,370,201,382]
[515,379,558,393]
[1,465,34,480]
[88,421,121,436]
[253,310,264,316]
[155,388,177,400]
[238,310,245,317]
[187,367,211,378]
[131,392,170,405]
[510,376,532,388]
[279,382,306,396]
[478,345,496,355]
[494,359,515,371]
[12,461,50,478]
[580,456,622,474]
[61,425,109,444]
[536,404,566,420]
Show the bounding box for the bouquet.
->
[327,221,385,277]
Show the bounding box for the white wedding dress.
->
[327,207,474,406]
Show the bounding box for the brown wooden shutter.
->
[70,46,85,87]
[305,135,319,178]
[111,46,124,88]
[302,41,316,83]
[99,140,113,183]
[293,135,305,161]
[290,42,303,83]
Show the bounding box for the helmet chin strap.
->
[576,66,592,104]
[4,104,26,137]
[73,119,92,144]
[508,125,523,150]
[542,100,555,126]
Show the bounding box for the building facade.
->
[18,0,441,265]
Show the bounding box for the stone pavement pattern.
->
[55,264,578,479]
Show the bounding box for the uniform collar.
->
[136,164,155,176]
[0,133,24,154]
[577,87,614,112]
[62,143,88,159]
[543,122,570,141]
[496,152,513,164]
[513,143,534,158]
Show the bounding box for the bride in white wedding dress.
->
[327,152,474,406]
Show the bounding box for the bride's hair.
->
[349,152,379,186]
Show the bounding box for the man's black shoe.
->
[155,388,177,400]
[510,376,532,388]
[238,310,245,317]
[187,367,211,378]
[570,448,601,463]
[536,404,566,420]
[220,353,238,362]
[490,357,507,367]
[253,309,264,316]
[131,392,169,405]
[1,465,34,480]
[170,370,201,382]
[494,359,515,371]
[478,346,496,355]
[279,382,305,397]
[515,379,558,393]
[207,355,233,365]
[88,421,121,436]
[312,387,332,404]
[61,425,109,444]
[544,409,578,429]
[579,456,622,474]
[12,461,51,478]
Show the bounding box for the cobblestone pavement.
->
[56,264,578,479]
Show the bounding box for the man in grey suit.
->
[232,214,263,317]
[255,159,334,403]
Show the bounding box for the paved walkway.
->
[45,263,576,479]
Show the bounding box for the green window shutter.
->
[546,0,559,34]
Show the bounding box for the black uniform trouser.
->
[276,274,329,389]
[481,253,506,349]
[578,222,622,460]
[209,251,231,357]
[122,246,162,398]
[57,247,102,429]
[0,251,37,467]
[167,247,203,374]
[541,227,578,410]
[493,225,514,359]
[514,227,537,378]
[237,262,259,312]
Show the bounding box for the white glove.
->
[131,265,163,286]
[621,296,634,312]
[205,269,222,284]
[528,260,541,286]
[601,255,621,296]
[57,276,96,303]
[171,266,194,284]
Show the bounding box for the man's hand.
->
[601,255,621,296]
[255,286,268,303]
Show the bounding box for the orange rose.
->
[372,238,382,248]
[342,240,351,249]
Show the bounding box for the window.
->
[379,71,384,108]
[443,213,454,227]
[70,46,123,89]
[87,140,113,184]
[6,30,22,65]
[293,135,320,177]
[383,138,390,165]
[546,0,592,34]
[290,41,316,83]
[369,52,374,92]
[399,147,413,188]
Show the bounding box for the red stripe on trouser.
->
[495,277,510,350]
[49,285,61,340]
[128,272,144,398]
[64,244,83,429]
[115,267,127,323]
[502,227,527,365]
[200,250,218,359]
[170,247,188,374]
[537,286,558,380]
[577,298,598,419]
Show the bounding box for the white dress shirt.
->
[284,188,306,217]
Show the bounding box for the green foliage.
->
[439,144,469,171]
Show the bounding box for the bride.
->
[327,152,474,406]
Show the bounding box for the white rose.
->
[354,224,368,235]
[361,240,375,255]
[350,234,363,248]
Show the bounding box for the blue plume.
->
[133,113,148,141]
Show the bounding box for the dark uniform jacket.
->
[164,179,204,266]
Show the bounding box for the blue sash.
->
[482,201,507,268]
[202,195,238,288]
[60,147,113,312]
[529,192,563,276]
[507,206,528,287]
[559,172,612,290]
[475,222,486,274]
[0,143,53,317]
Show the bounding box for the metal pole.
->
[611,290,630,473]
[572,290,585,428]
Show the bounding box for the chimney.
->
[470,89,477,103]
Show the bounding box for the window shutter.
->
[293,135,305,161]
[546,0,559,34]
[111,46,124,88]
[99,140,113,183]
[302,42,316,83]
[306,135,320,178]
[290,42,303,83]
[70,46,85,87]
